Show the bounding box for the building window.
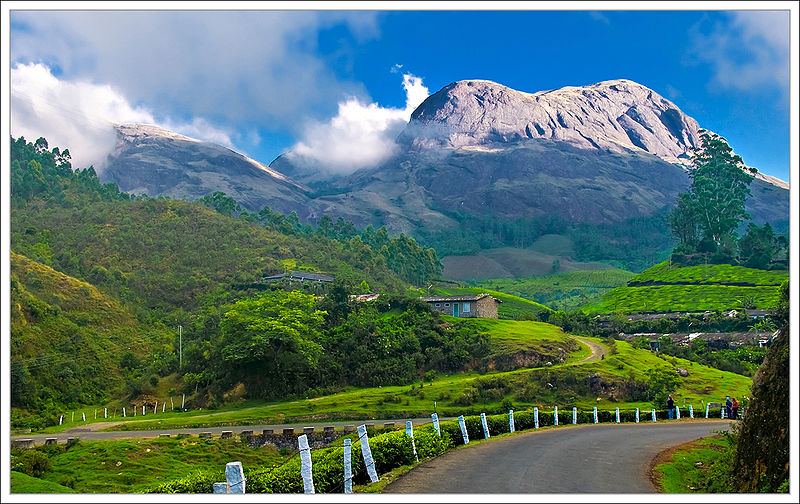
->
[444,303,450,307]
[463,303,470,312]
[435,303,441,307]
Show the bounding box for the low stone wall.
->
[241,431,341,451]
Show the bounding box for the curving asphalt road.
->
[384,420,732,493]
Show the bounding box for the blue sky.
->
[6,6,795,182]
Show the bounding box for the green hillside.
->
[470,268,635,311]
[10,251,172,427]
[582,261,788,314]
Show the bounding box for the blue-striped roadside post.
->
[481,413,490,439]
[343,438,352,494]
[298,434,314,494]
[554,406,558,426]
[573,407,577,425]
[635,408,639,423]
[534,407,539,429]
[705,403,710,418]
[406,421,418,462]
[652,409,657,422]
[458,415,469,444]
[358,424,379,483]
[431,412,441,437]
[615,407,620,423]
[676,406,681,420]
[593,407,598,424]
[509,410,515,433]
[689,405,694,418]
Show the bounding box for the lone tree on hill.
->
[669,130,756,254]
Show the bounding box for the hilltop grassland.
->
[581,262,787,315]
[470,268,636,311]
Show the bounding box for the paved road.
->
[11,417,445,445]
[385,420,732,493]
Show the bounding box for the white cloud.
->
[10,11,379,134]
[690,11,789,94]
[288,73,429,174]
[11,63,234,171]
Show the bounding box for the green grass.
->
[11,437,290,493]
[471,268,635,311]
[653,436,731,493]
[582,284,783,314]
[10,471,77,493]
[630,261,788,286]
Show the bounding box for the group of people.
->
[665,395,739,419]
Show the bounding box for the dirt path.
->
[573,336,608,363]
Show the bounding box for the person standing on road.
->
[725,396,732,419]
[667,395,674,419]
[731,398,739,419]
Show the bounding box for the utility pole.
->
[179,325,182,369]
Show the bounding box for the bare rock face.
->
[103,124,314,217]
[403,79,702,165]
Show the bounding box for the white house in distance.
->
[422,294,501,318]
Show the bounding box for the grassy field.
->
[581,261,787,315]
[471,268,635,311]
[11,436,290,493]
[652,435,731,493]
[629,261,787,286]
[34,325,751,434]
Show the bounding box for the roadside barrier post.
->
[358,424,379,483]
[162,402,166,413]
[593,407,598,424]
[82,412,86,422]
[59,415,63,425]
[343,438,353,494]
[534,408,539,429]
[572,407,577,425]
[689,405,694,418]
[182,394,185,410]
[431,413,441,437]
[554,406,558,426]
[171,397,174,411]
[652,409,656,422]
[123,407,126,417]
[458,415,470,444]
[616,407,620,423]
[94,409,97,419]
[226,461,246,494]
[298,434,314,494]
[509,409,515,433]
[154,402,158,414]
[142,405,145,416]
[481,413,490,439]
[104,408,107,419]
[635,408,639,423]
[676,406,680,420]
[406,421,419,462]
[721,407,724,419]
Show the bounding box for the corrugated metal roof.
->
[263,271,334,282]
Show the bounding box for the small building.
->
[422,294,501,319]
[263,271,334,283]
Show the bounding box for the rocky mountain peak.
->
[404,78,703,164]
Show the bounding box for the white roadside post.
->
[226,461,246,494]
[154,402,157,414]
[171,397,174,411]
[689,405,694,418]
[82,412,86,422]
[458,415,470,444]
[298,434,314,494]
[652,409,657,422]
[636,408,640,423]
[616,407,620,423]
[676,406,681,420]
[182,394,185,410]
[162,402,166,413]
[406,421,418,462]
[343,438,353,494]
[94,409,97,420]
[534,407,539,429]
[480,413,490,439]
[593,407,598,424]
[431,413,441,437]
[104,408,108,419]
[705,403,710,418]
[142,405,145,416]
[573,407,577,425]
[554,406,558,426]
[358,424,379,483]
[123,407,126,418]
[59,415,63,425]
[509,409,515,433]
